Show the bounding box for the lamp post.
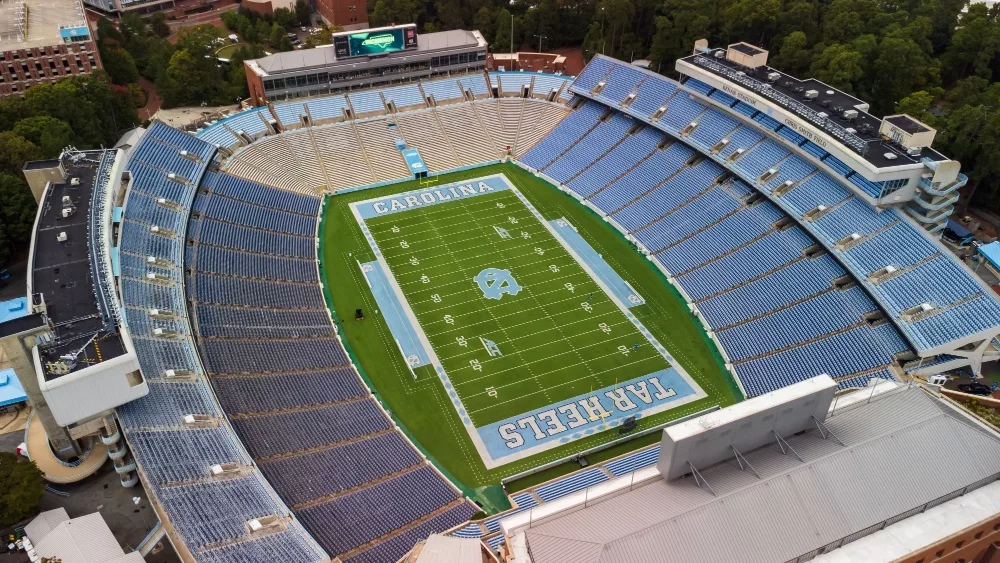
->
[534,34,547,53]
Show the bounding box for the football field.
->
[350,174,706,466]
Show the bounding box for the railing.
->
[691,56,870,156]
[90,150,123,328]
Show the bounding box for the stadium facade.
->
[4,42,1000,563]
[243,26,488,106]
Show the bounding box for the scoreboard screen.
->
[333,25,418,59]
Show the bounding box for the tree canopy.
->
[0,453,45,528]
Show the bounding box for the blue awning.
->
[0,368,26,407]
[947,219,973,239]
[979,241,1000,270]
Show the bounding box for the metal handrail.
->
[692,56,870,156]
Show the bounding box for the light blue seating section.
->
[521,101,604,170]
[688,109,740,148]
[633,184,741,251]
[305,95,350,122]
[734,325,896,396]
[348,90,385,114]
[198,108,271,148]
[544,112,633,183]
[571,56,613,91]
[201,170,320,215]
[733,138,790,178]
[597,64,646,104]
[535,468,609,502]
[116,124,327,562]
[274,102,306,126]
[719,126,764,159]
[613,162,723,233]
[532,73,573,100]
[497,72,533,92]
[605,446,659,476]
[459,75,489,96]
[674,227,815,301]
[421,77,463,102]
[566,126,663,198]
[717,287,877,361]
[697,254,846,328]
[661,92,706,131]
[656,200,784,273]
[381,84,424,107]
[630,75,678,116]
[590,142,694,214]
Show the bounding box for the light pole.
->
[510,13,514,55]
[534,34,548,53]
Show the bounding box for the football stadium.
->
[4,35,1000,563]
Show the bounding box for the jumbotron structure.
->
[10,41,1000,563]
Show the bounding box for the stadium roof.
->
[26,510,145,563]
[31,156,125,381]
[249,29,485,75]
[520,386,1000,563]
[677,51,948,169]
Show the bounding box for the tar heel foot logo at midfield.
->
[474,268,521,300]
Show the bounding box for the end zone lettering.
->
[497,375,676,449]
[372,181,495,214]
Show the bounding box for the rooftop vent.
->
[843,109,858,121]
[804,90,818,100]
[845,127,857,135]
[884,153,898,160]
[56,231,68,242]
[61,195,72,206]
[766,72,780,82]
[70,177,80,186]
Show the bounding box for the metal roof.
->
[0,297,28,324]
[414,534,484,563]
[32,512,132,563]
[25,507,70,544]
[522,387,1000,563]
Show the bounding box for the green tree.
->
[100,46,140,85]
[0,132,44,176]
[0,452,44,527]
[941,4,1000,82]
[769,31,811,75]
[809,42,867,94]
[270,22,286,48]
[12,116,74,158]
[724,0,780,46]
[149,12,171,38]
[296,0,312,26]
[274,7,298,28]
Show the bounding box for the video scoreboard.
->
[333,24,418,59]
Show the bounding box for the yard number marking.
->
[400,240,409,248]
[486,386,498,398]
[444,314,455,325]
[470,359,482,371]
[599,322,612,334]
[431,293,442,303]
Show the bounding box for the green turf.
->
[364,187,672,426]
[321,163,742,508]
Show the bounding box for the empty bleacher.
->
[182,166,476,561]
[116,123,328,562]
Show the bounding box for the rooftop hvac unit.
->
[817,112,828,119]
[164,368,195,379]
[767,72,780,82]
[70,177,80,186]
[884,153,897,160]
[56,231,68,242]
[714,50,725,58]
[906,146,922,156]
[210,463,241,476]
[61,195,72,206]
[845,127,857,135]
[843,109,858,120]
[61,207,75,218]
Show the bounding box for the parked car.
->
[958,382,992,396]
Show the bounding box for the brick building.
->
[0,0,101,98]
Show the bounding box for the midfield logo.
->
[474,268,521,300]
